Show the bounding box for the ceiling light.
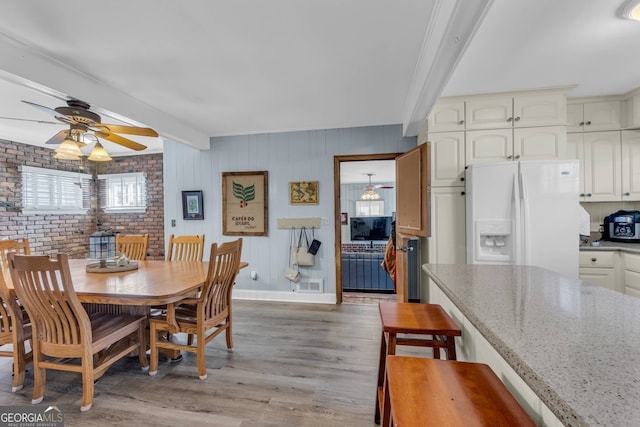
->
[360,173,382,200]
[54,137,83,160]
[621,0,640,20]
[88,142,113,162]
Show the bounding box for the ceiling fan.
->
[17,99,158,152]
[360,173,393,200]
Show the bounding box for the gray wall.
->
[163,124,415,302]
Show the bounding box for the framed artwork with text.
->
[222,171,268,236]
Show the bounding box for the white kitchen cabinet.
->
[623,253,640,298]
[428,131,465,187]
[465,91,566,130]
[621,130,640,200]
[427,187,466,264]
[466,126,566,165]
[567,101,622,132]
[624,91,640,129]
[579,251,619,292]
[567,131,622,202]
[427,100,466,132]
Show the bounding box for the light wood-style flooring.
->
[0,299,425,426]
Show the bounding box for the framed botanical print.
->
[222,171,268,236]
[289,181,319,205]
[182,190,204,220]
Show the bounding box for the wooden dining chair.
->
[0,238,30,269]
[167,234,205,261]
[7,253,148,411]
[149,238,242,379]
[0,270,32,392]
[115,233,148,260]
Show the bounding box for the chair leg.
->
[80,357,94,412]
[137,322,148,370]
[225,315,233,352]
[149,323,158,376]
[31,353,45,405]
[11,341,26,392]
[197,333,207,380]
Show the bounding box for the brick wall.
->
[0,139,164,259]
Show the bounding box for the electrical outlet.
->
[321,217,329,225]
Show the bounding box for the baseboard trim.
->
[232,289,336,304]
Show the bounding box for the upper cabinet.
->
[396,143,430,237]
[567,101,622,132]
[427,100,466,132]
[465,91,566,129]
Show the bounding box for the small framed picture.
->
[290,181,319,205]
[341,212,348,225]
[182,190,204,220]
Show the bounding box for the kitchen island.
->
[422,264,640,427]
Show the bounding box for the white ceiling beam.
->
[0,31,210,150]
[402,0,494,136]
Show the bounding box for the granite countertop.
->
[422,263,640,427]
[580,240,640,254]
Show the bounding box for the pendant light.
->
[54,137,83,160]
[88,142,113,162]
[360,173,381,200]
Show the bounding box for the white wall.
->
[163,124,416,303]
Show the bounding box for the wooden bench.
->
[375,302,462,425]
[384,356,536,427]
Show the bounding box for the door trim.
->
[334,153,401,304]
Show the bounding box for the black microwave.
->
[603,210,640,242]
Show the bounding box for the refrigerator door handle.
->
[520,175,531,266]
[513,172,522,265]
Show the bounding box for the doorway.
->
[333,153,400,304]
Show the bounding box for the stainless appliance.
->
[603,210,640,242]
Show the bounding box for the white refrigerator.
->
[465,160,580,278]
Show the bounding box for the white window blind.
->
[355,200,385,216]
[20,166,91,215]
[98,172,147,213]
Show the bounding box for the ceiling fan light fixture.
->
[621,0,640,20]
[87,142,112,162]
[360,189,381,200]
[54,137,83,160]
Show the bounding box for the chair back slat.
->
[0,238,31,269]
[8,254,89,346]
[115,234,149,261]
[167,234,205,261]
[202,239,242,320]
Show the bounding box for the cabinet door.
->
[428,187,466,264]
[427,100,465,132]
[465,95,512,129]
[566,133,586,199]
[582,131,621,202]
[465,129,513,164]
[583,101,622,131]
[428,131,465,187]
[621,130,640,200]
[513,126,566,161]
[396,143,429,237]
[513,92,566,127]
[579,268,617,291]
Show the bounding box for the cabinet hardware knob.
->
[586,193,592,197]
[460,177,465,181]
[625,192,631,196]
[580,193,585,197]
[461,191,466,195]
[585,121,591,126]
[507,117,513,122]
[514,116,521,122]
[515,155,521,159]
[579,122,585,126]
[458,120,465,125]
[507,155,513,159]
[591,258,597,262]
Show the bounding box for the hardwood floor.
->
[0,300,401,426]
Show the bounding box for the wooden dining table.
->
[2,259,248,313]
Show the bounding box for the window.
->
[98,172,147,213]
[21,166,91,215]
[355,200,385,216]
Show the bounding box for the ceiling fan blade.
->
[94,130,147,151]
[45,129,70,145]
[92,123,158,137]
[21,100,77,125]
[374,185,394,189]
[0,116,61,125]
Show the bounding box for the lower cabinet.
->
[623,253,640,298]
[578,251,619,292]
